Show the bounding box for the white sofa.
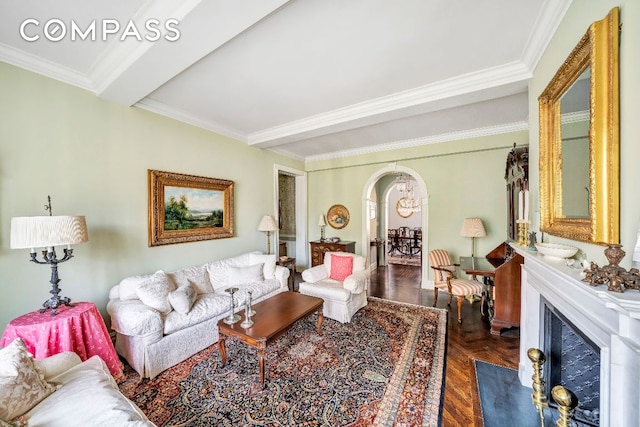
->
[298,251,369,323]
[0,338,154,426]
[107,251,289,379]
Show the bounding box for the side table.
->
[277,257,296,291]
[0,302,123,379]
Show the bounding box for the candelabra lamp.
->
[10,201,89,315]
[257,215,278,255]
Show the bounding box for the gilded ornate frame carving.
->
[539,7,619,244]
[148,169,234,246]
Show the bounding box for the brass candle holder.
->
[517,220,529,246]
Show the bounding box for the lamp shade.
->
[318,215,327,227]
[10,216,89,249]
[257,215,278,232]
[460,218,486,238]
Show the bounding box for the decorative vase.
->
[604,244,625,267]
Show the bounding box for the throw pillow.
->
[249,253,277,279]
[227,263,264,286]
[167,264,213,295]
[118,270,164,300]
[0,338,57,420]
[168,283,198,314]
[330,254,353,281]
[136,271,175,314]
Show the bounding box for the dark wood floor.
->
[357,264,520,426]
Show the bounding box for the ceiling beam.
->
[93,0,291,106]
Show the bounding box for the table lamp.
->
[10,202,89,315]
[258,215,278,254]
[460,218,486,258]
[318,214,327,241]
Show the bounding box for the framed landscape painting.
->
[148,170,234,246]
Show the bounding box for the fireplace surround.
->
[515,245,640,426]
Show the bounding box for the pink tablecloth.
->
[0,302,123,380]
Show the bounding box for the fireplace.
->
[514,245,640,427]
[543,298,600,426]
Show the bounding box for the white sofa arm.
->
[274,265,290,289]
[107,299,163,341]
[35,351,82,380]
[301,265,329,283]
[343,271,369,294]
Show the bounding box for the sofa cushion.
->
[249,253,277,279]
[25,356,154,426]
[168,284,198,315]
[227,263,264,286]
[330,253,353,281]
[119,270,164,301]
[164,293,231,335]
[0,338,57,420]
[136,272,175,315]
[233,279,283,306]
[166,264,212,295]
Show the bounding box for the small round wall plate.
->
[327,204,350,229]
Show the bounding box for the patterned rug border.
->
[120,297,448,427]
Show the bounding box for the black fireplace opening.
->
[543,298,600,426]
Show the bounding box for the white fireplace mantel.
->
[514,244,640,427]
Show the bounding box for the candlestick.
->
[524,190,529,221]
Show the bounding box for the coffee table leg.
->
[316,305,324,334]
[218,335,227,366]
[257,339,266,388]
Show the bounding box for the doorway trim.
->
[361,163,430,288]
[274,164,307,268]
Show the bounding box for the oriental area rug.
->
[118,297,448,426]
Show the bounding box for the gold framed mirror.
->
[539,7,620,244]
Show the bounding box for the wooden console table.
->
[310,240,355,267]
[460,242,523,335]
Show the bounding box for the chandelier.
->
[395,174,420,213]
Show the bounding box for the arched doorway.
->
[361,164,430,288]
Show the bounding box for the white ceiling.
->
[0,0,572,162]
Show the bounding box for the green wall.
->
[306,131,529,279]
[0,62,302,330]
[529,0,640,266]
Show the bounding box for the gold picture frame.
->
[327,204,350,229]
[148,169,234,246]
[538,7,619,244]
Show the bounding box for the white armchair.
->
[298,251,369,323]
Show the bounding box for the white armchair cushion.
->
[343,271,368,294]
[168,283,198,314]
[136,271,175,314]
[301,265,329,283]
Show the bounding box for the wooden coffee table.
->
[217,291,323,387]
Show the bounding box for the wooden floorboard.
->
[311,263,521,426]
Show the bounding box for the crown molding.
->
[304,121,529,163]
[136,98,247,142]
[520,0,573,70]
[0,42,94,91]
[248,61,531,146]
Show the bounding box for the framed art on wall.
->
[148,169,234,246]
[327,204,350,229]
